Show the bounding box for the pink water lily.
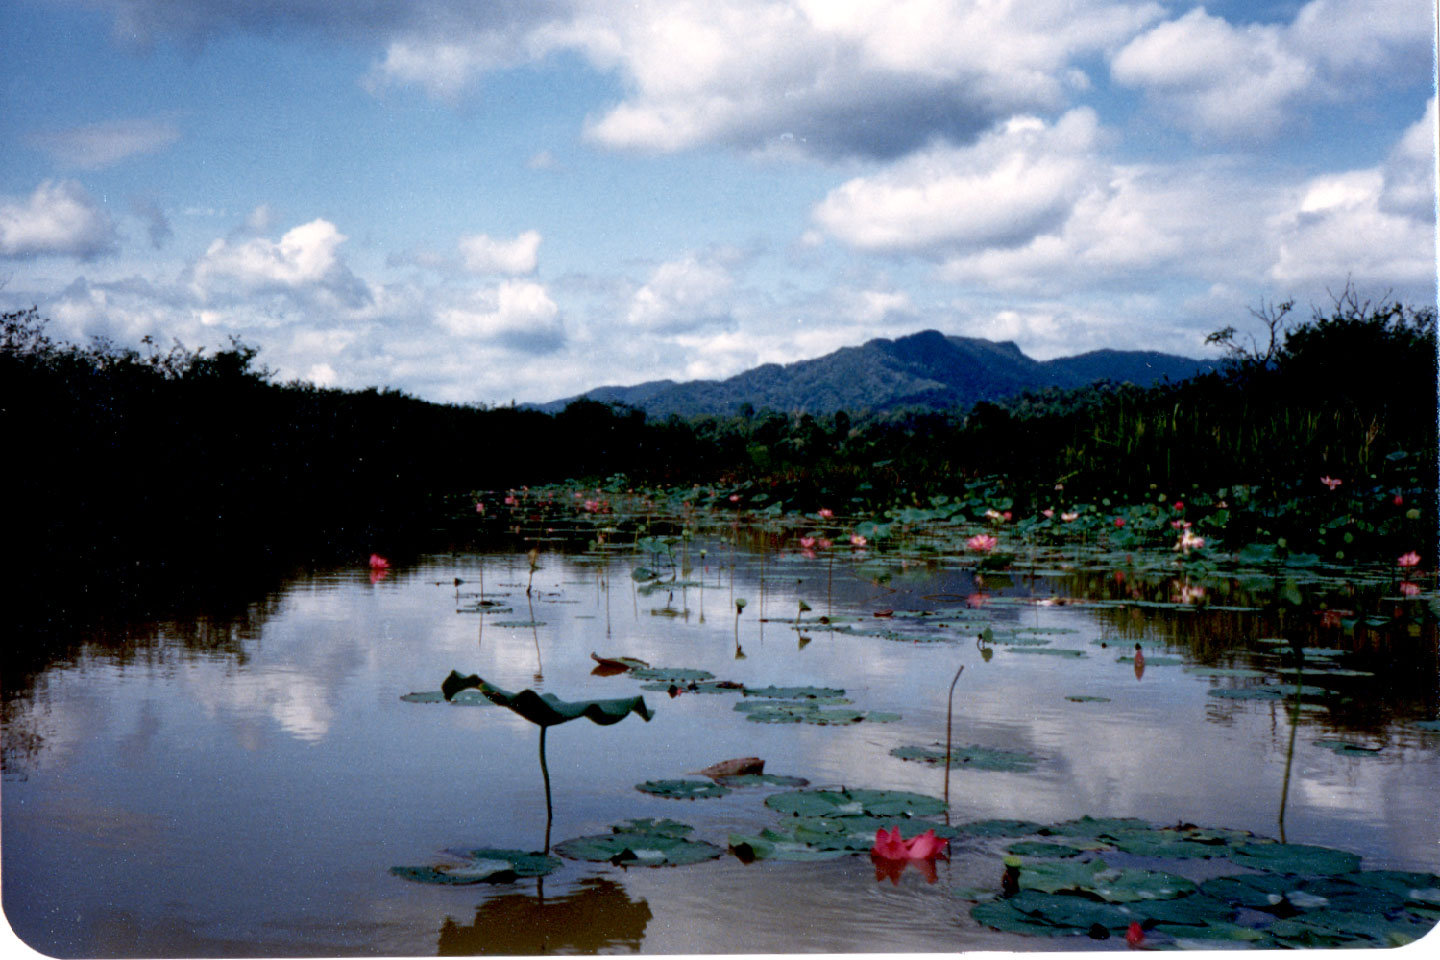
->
[368,553,390,569]
[849,534,868,548]
[816,537,833,550]
[1320,476,1342,490]
[1113,516,1126,528]
[799,536,817,549]
[818,508,834,519]
[967,533,997,553]
[1174,529,1205,553]
[1061,512,1079,522]
[871,826,948,861]
[1041,508,1055,518]
[1398,551,1421,567]
[1399,581,1421,597]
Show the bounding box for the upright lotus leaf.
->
[442,671,652,726]
[441,670,652,855]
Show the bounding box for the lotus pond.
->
[4,489,1439,955]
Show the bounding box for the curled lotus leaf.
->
[441,672,651,727]
[1228,842,1361,876]
[390,848,562,885]
[629,667,714,683]
[554,831,723,867]
[636,778,730,800]
[765,787,946,819]
[590,652,649,672]
[890,744,1039,771]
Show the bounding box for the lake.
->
[4,496,1439,954]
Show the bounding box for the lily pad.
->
[1109,824,1269,859]
[712,773,810,789]
[1229,842,1361,876]
[765,787,946,819]
[554,831,724,867]
[1414,720,1440,732]
[959,818,1047,838]
[742,685,847,700]
[971,890,1130,937]
[629,667,715,683]
[1185,666,1268,679]
[1005,647,1087,657]
[726,833,849,862]
[492,620,547,628]
[1313,738,1383,757]
[1064,695,1110,703]
[890,744,1039,772]
[610,818,693,838]
[1208,685,1328,700]
[636,778,730,800]
[391,848,562,885]
[1117,655,1184,666]
[1006,841,1084,858]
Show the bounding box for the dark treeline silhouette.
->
[5,286,1435,614]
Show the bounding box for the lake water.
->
[4,506,1439,955]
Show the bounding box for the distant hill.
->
[535,329,1216,417]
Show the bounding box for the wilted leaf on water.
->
[765,787,946,819]
[590,652,649,672]
[636,778,730,800]
[441,672,651,727]
[890,744,1039,772]
[697,757,764,777]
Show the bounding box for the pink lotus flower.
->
[818,508,834,519]
[1172,501,1185,511]
[850,534,868,548]
[965,593,989,608]
[967,533,997,553]
[1398,551,1421,568]
[475,502,485,514]
[1061,512,1079,522]
[503,494,518,506]
[871,826,948,861]
[1113,517,1126,528]
[1399,581,1421,597]
[1394,494,1405,506]
[1042,508,1055,518]
[728,494,741,502]
[1126,921,1145,949]
[799,536,817,549]
[984,508,1005,523]
[1174,529,1205,553]
[368,553,390,569]
[816,537,833,550]
[1321,476,1342,490]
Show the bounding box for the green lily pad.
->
[959,818,1047,837]
[726,833,849,862]
[1229,842,1361,875]
[742,685,847,700]
[712,773,810,789]
[1185,667,1268,678]
[764,816,958,852]
[1109,824,1269,859]
[610,818,693,838]
[1208,685,1328,700]
[1045,816,1153,839]
[984,635,1052,646]
[1313,738,1383,756]
[1011,857,1106,894]
[629,667,715,683]
[1006,841,1084,858]
[890,744,1039,772]
[492,620,547,628]
[1065,694,1111,703]
[1200,871,1298,908]
[765,787,946,819]
[400,689,489,705]
[1005,647,1087,657]
[971,890,1130,936]
[1117,655,1184,666]
[638,679,743,695]
[554,831,724,867]
[391,848,562,885]
[1089,866,1197,902]
[1412,720,1440,732]
[636,778,730,800]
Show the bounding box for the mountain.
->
[535,330,1216,417]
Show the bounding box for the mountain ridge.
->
[535,329,1215,417]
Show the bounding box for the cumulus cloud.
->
[0,180,118,260]
[437,279,564,352]
[814,109,1103,255]
[28,117,180,170]
[626,255,735,333]
[459,229,541,275]
[191,218,372,308]
[131,198,173,249]
[1112,0,1429,143]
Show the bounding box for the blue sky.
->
[1,0,1434,405]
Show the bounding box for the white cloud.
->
[626,255,735,333]
[458,229,542,275]
[0,180,118,261]
[28,117,180,170]
[814,109,1102,254]
[438,279,564,352]
[191,218,372,308]
[1112,1,1430,143]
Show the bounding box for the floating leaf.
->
[630,667,714,683]
[726,834,848,863]
[391,848,561,885]
[972,889,1132,936]
[1005,647,1087,658]
[1313,739,1383,757]
[1065,695,1111,703]
[590,652,648,672]
[554,831,723,867]
[713,773,810,789]
[1117,655,1184,666]
[492,620,547,628]
[636,778,730,800]
[958,818,1047,838]
[1006,841,1084,858]
[743,685,846,700]
[765,787,946,819]
[696,757,764,778]
[890,744,1039,772]
[1229,842,1361,876]
[611,818,692,838]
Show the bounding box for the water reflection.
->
[435,877,650,955]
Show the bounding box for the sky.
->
[0,0,1435,406]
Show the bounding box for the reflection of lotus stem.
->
[944,664,965,813]
[528,593,543,680]
[1277,642,1303,843]
[539,726,553,855]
